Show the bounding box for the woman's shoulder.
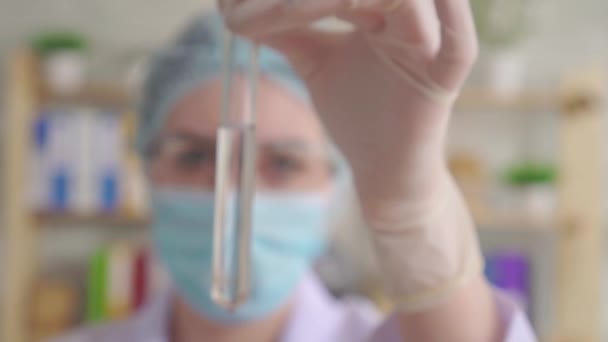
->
[290,274,384,341]
[337,295,384,326]
[336,295,386,340]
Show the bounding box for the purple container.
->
[487,251,530,312]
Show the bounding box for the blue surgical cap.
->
[136,11,310,158]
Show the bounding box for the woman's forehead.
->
[165,78,325,145]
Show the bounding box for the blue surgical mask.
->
[150,188,330,323]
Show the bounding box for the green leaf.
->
[32,32,88,55]
[504,163,557,186]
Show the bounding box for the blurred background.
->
[1,0,608,341]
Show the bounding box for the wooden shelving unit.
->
[1,50,605,341]
[34,212,149,228]
[1,50,147,342]
[2,50,39,342]
[475,210,558,232]
[456,87,559,113]
[39,83,131,109]
[456,71,606,342]
[554,70,605,342]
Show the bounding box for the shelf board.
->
[456,88,559,113]
[34,211,149,228]
[474,212,557,232]
[39,83,131,109]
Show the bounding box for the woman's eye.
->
[176,149,212,169]
[270,155,304,174]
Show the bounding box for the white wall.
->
[0,0,606,83]
[0,0,216,81]
[521,0,608,86]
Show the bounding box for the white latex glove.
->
[221,0,482,312]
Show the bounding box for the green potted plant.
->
[33,32,88,94]
[504,162,557,220]
[471,0,531,96]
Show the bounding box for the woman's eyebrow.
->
[261,140,327,155]
[167,132,217,146]
[163,134,328,156]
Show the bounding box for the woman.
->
[58,2,536,341]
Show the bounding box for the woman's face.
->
[149,78,332,192]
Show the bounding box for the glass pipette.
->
[211,31,259,310]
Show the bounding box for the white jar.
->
[43,51,87,95]
[482,49,527,98]
[521,184,556,222]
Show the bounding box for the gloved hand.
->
[221,0,483,312]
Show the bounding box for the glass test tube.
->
[211,31,259,310]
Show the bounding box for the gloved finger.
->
[381,0,440,55]
[222,0,342,37]
[334,10,385,33]
[336,0,437,47]
[353,1,449,102]
[261,28,350,82]
[222,0,419,37]
[429,0,478,90]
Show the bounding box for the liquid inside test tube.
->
[212,32,258,310]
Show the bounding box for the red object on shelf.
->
[132,248,148,311]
